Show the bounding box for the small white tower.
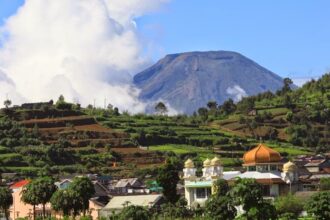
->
[202,158,212,178]
[183,159,196,179]
[282,161,298,192]
[210,157,223,178]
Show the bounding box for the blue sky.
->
[1,0,330,83]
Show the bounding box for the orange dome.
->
[243,144,281,165]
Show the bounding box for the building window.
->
[270,165,277,171]
[196,188,206,199]
[206,188,211,197]
[257,165,268,172]
[262,185,270,196]
[248,166,256,171]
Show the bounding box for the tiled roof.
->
[10,179,30,189]
[115,178,139,188]
[103,194,162,210]
[243,144,281,165]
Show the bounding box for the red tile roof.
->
[10,180,30,189]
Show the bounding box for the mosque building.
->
[235,143,299,197]
[182,157,240,207]
[183,143,299,207]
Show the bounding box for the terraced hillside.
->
[205,73,330,153]
[0,107,165,177]
[87,110,311,171]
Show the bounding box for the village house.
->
[9,180,53,220]
[8,178,110,220]
[110,178,146,194]
[99,194,164,218]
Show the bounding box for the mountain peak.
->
[134,51,283,114]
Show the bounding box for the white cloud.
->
[226,85,248,102]
[0,0,169,113]
[292,76,320,87]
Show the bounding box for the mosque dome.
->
[203,158,211,167]
[283,161,297,172]
[243,144,281,165]
[184,159,195,168]
[211,157,221,166]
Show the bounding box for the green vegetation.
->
[0,187,13,220]
[305,191,330,220]
[1,74,328,178]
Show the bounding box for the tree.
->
[319,177,330,191]
[205,179,236,220]
[282,77,293,94]
[230,178,277,220]
[306,191,330,220]
[157,162,179,203]
[21,177,57,219]
[35,177,57,218]
[159,198,192,219]
[207,101,217,110]
[116,205,150,220]
[198,107,208,122]
[155,102,168,115]
[221,98,236,115]
[0,187,13,220]
[21,182,39,220]
[3,99,11,108]
[237,97,255,114]
[51,189,74,216]
[69,177,95,215]
[274,193,304,219]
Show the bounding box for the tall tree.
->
[3,99,11,108]
[282,77,293,94]
[157,162,179,203]
[198,107,208,122]
[205,179,236,220]
[21,182,39,220]
[50,189,74,217]
[69,177,95,215]
[230,178,277,220]
[221,98,236,115]
[155,102,168,115]
[21,177,57,219]
[207,101,218,110]
[35,177,57,218]
[0,187,13,220]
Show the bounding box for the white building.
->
[183,157,240,207]
[232,144,299,197]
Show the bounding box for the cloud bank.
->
[0,0,169,113]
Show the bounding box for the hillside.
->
[134,51,284,114]
[0,103,165,178]
[2,73,328,178]
[211,73,330,152]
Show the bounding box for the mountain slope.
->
[134,51,284,114]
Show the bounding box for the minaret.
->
[202,158,212,178]
[183,159,196,179]
[282,161,298,192]
[210,157,223,178]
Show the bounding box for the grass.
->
[149,144,241,167]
